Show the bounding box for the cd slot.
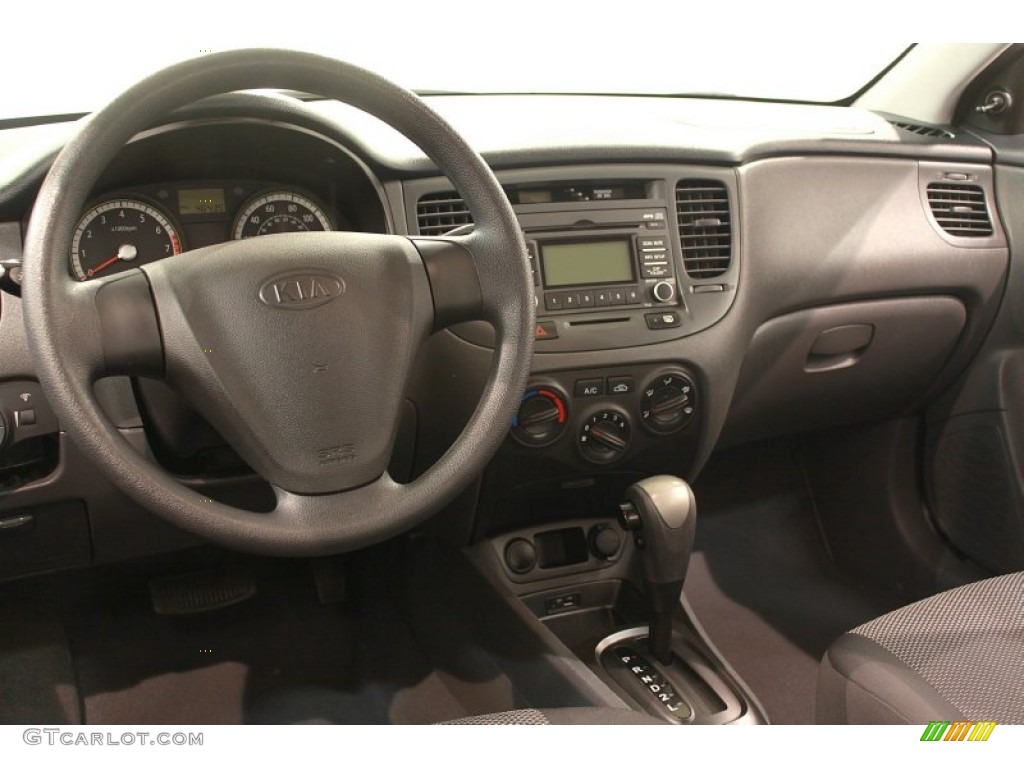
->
[523,223,641,234]
[568,317,630,327]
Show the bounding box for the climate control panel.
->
[509,364,699,467]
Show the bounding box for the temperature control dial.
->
[640,372,697,434]
[578,409,632,464]
[511,386,569,448]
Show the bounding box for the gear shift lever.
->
[619,476,697,665]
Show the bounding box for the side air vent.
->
[675,180,732,279]
[892,121,955,140]
[416,192,472,235]
[927,183,993,237]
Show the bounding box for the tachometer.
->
[70,199,183,281]
[231,191,333,239]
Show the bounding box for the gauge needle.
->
[83,244,138,280]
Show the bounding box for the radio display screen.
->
[540,239,635,288]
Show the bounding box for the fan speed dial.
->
[578,409,632,465]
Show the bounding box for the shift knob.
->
[620,475,696,587]
[619,475,697,664]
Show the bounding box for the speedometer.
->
[231,191,333,239]
[70,198,183,281]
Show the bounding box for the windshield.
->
[5,4,908,121]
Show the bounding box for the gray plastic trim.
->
[485,517,629,585]
[723,297,968,446]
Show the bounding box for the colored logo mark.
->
[920,721,996,742]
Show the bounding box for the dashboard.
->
[0,88,1015,576]
[5,43,1024,732]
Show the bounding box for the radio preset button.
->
[579,291,595,308]
[563,292,581,309]
[625,287,641,304]
[544,293,564,311]
[593,290,611,307]
[609,288,626,305]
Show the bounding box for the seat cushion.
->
[817,572,1024,724]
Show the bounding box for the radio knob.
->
[651,280,676,303]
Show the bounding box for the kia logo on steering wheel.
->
[258,270,345,310]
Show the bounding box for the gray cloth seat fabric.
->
[817,572,1024,724]
[441,707,664,725]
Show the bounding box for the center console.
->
[407,167,755,723]
[469,478,768,725]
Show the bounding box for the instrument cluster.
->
[70,181,341,281]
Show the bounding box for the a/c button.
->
[574,378,604,397]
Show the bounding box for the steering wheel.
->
[21,50,534,555]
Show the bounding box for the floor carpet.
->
[685,443,903,724]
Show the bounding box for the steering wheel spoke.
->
[411,229,536,330]
[267,474,414,554]
[91,270,165,379]
[30,266,163,382]
[411,236,484,329]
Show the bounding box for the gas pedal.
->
[310,556,348,605]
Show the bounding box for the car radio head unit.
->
[408,170,739,353]
[529,227,678,314]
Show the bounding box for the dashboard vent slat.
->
[926,183,993,237]
[416,191,472,236]
[892,121,956,140]
[676,179,732,279]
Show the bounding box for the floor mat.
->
[62,553,471,725]
[686,443,902,724]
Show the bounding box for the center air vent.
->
[675,180,732,279]
[416,192,472,236]
[926,183,993,237]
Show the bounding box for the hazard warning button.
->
[535,321,559,340]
